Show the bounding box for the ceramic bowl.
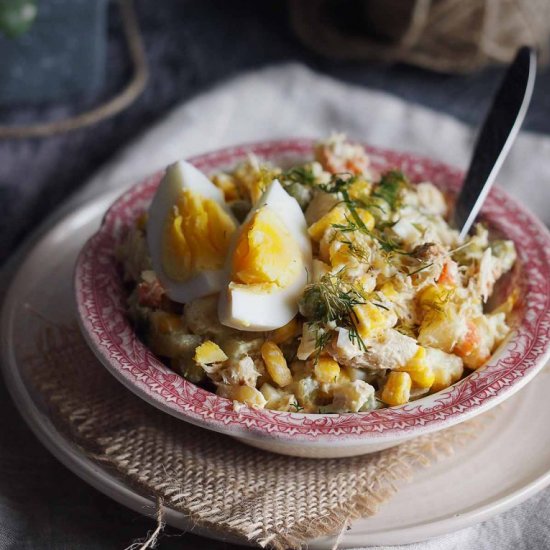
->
[74,139,550,458]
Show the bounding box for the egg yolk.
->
[162,189,236,281]
[231,207,302,288]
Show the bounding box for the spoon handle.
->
[454,47,537,240]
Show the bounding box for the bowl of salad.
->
[74,135,550,458]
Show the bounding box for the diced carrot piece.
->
[437,260,456,286]
[454,321,479,358]
[137,280,165,308]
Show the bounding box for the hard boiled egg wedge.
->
[147,160,238,303]
[218,179,312,331]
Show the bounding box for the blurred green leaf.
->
[0,0,37,38]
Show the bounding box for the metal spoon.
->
[453,46,537,240]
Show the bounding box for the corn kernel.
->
[261,341,293,387]
[218,384,267,408]
[348,179,372,201]
[329,241,354,268]
[211,173,240,202]
[269,318,300,345]
[381,372,412,406]
[308,204,374,241]
[356,208,375,230]
[403,346,426,369]
[397,347,435,388]
[380,281,398,300]
[308,206,343,242]
[417,284,454,312]
[193,341,228,364]
[314,357,340,384]
[352,302,390,340]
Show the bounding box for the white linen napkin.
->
[81,63,550,228]
[20,63,550,549]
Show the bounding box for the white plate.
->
[2,189,550,548]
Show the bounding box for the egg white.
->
[218,179,312,331]
[147,160,237,304]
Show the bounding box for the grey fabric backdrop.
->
[1,2,550,549]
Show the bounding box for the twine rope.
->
[290,0,550,72]
[0,0,148,139]
[123,499,165,550]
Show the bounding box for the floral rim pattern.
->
[74,139,550,442]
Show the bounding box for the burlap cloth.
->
[24,320,488,549]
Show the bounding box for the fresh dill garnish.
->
[318,172,408,256]
[450,241,479,265]
[313,329,332,362]
[371,170,408,212]
[348,322,368,351]
[289,400,304,412]
[317,172,357,194]
[299,271,369,354]
[332,221,357,233]
[395,321,418,338]
[408,262,434,276]
[300,271,365,325]
[422,287,455,314]
[376,218,400,231]
[341,188,369,232]
[335,237,371,262]
[333,212,408,257]
[375,233,406,255]
[282,165,317,186]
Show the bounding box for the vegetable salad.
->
[118,134,517,413]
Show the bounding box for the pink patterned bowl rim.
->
[74,139,550,445]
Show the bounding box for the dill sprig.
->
[371,170,408,212]
[314,329,332,363]
[395,321,419,338]
[339,238,371,262]
[289,400,304,412]
[333,201,409,257]
[317,172,357,194]
[300,271,365,325]
[407,262,434,276]
[282,165,317,186]
[422,287,455,315]
[299,271,368,354]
